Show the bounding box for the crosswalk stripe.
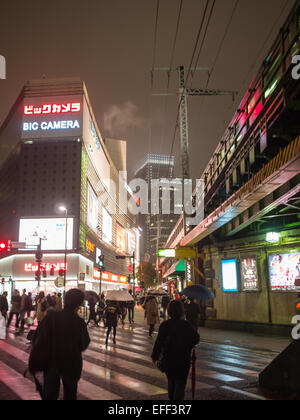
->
[0,339,122,401]
[220,385,269,401]
[85,346,213,392]
[0,324,278,400]
[83,359,167,397]
[0,359,40,400]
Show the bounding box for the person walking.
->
[0,292,8,320]
[104,301,120,345]
[36,292,48,325]
[161,294,170,320]
[127,290,135,324]
[145,296,160,337]
[184,298,201,332]
[96,294,105,326]
[86,297,98,327]
[7,290,21,329]
[30,288,90,400]
[151,300,199,401]
[19,289,31,332]
[55,293,63,312]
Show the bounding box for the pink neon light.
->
[24,263,68,272]
[24,102,81,116]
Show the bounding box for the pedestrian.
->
[151,300,199,401]
[161,294,170,320]
[127,290,135,324]
[7,290,21,329]
[96,294,105,326]
[86,297,98,327]
[36,292,48,325]
[184,298,201,332]
[55,293,63,312]
[104,301,120,345]
[30,288,90,400]
[0,291,8,319]
[145,296,160,337]
[19,289,31,332]
[46,295,56,313]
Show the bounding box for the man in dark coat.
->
[104,301,120,345]
[184,298,201,332]
[161,294,170,319]
[34,289,90,400]
[151,300,199,400]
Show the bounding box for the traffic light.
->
[42,269,47,278]
[58,269,65,277]
[0,241,8,253]
[98,255,104,267]
[1,278,4,285]
[128,264,132,272]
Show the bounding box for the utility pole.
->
[35,238,42,288]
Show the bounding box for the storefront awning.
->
[163,259,185,278]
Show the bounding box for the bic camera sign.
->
[0,55,6,79]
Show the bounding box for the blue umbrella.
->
[182,285,214,301]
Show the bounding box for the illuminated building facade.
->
[0,78,139,298]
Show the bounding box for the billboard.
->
[269,253,300,290]
[22,95,83,139]
[241,257,259,291]
[222,259,238,292]
[127,231,136,255]
[19,218,74,250]
[102,207,112,244]
[87,184,99,232]
[116,224,127,253]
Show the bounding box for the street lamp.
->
[59,206,68,294]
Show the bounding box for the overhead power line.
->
[206,0,239,88]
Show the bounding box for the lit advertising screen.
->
[87,184,98,232]
[22,95,83,139]
[269,253,300,291]
[19,218,74,250]
[127,231,136,255]
[241,257,259,291]
[116,224,126,253]
[102,207,112,244]
[222,259,238,292]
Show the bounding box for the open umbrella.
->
[182,285,214,301]
[148,289,168,296]
[105,290,134,302]
[84,291,99,303]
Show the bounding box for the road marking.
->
[220,385,269,400]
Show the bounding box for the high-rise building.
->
[135,154,181,262]
[0,78,139,298]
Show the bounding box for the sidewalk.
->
[133,306,291,353]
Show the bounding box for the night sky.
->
[0,0,295,179]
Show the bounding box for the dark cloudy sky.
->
[0,0,295,179]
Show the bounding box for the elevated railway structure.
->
[158,1,300,331]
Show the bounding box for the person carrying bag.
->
[27,289,90,400]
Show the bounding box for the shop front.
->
[0,253,94,302]
[163,259,185,294]
[92,267,128,293]
[204,241,300,333]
